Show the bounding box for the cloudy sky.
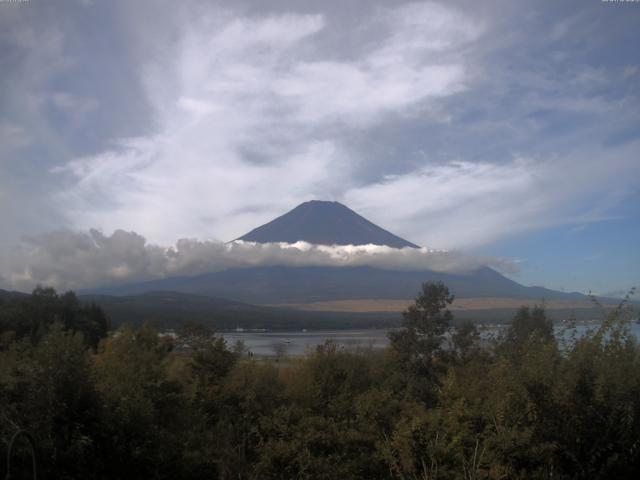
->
[0,0,638,295]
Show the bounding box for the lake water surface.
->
[222,323,640,357]
[222,329,391,357]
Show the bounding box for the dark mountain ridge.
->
[78,290,398,330]
[84,265,587,305]
[0,289,28,303]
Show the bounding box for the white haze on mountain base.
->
[0,230,517,292]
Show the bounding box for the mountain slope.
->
[85,266,586,305]
[237,200,419,248]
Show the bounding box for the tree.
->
[0,324,104,479]
[0,287,108,349]
[504,305,554,348]
[93,323,187,479]
[451,321,481,364]
[177,322,237,390]
[388,281,454,401]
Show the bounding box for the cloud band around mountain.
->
[0,229,517,292]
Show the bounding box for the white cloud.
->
[346,144,640,249]
[52,3,479,245]
[0,230,516,292]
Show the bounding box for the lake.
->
[222,329,391,357]
[222,323,640,357]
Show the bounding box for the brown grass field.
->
[265,298,616,313]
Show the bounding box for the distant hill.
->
[85,265,587,305]
[79,291,399,330]
[0,288,28,303]
[237,200,419,248]
[1,287,625,332]
[79,290,617,330]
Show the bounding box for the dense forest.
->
[1,284,639,479]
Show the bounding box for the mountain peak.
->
[236,200,419,248]
[300,200,341,205]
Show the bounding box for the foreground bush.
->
[1,285,639,479]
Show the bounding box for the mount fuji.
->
[87,201,588,306]
[237,200,419,248]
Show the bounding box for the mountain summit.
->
[236,200,419,248]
